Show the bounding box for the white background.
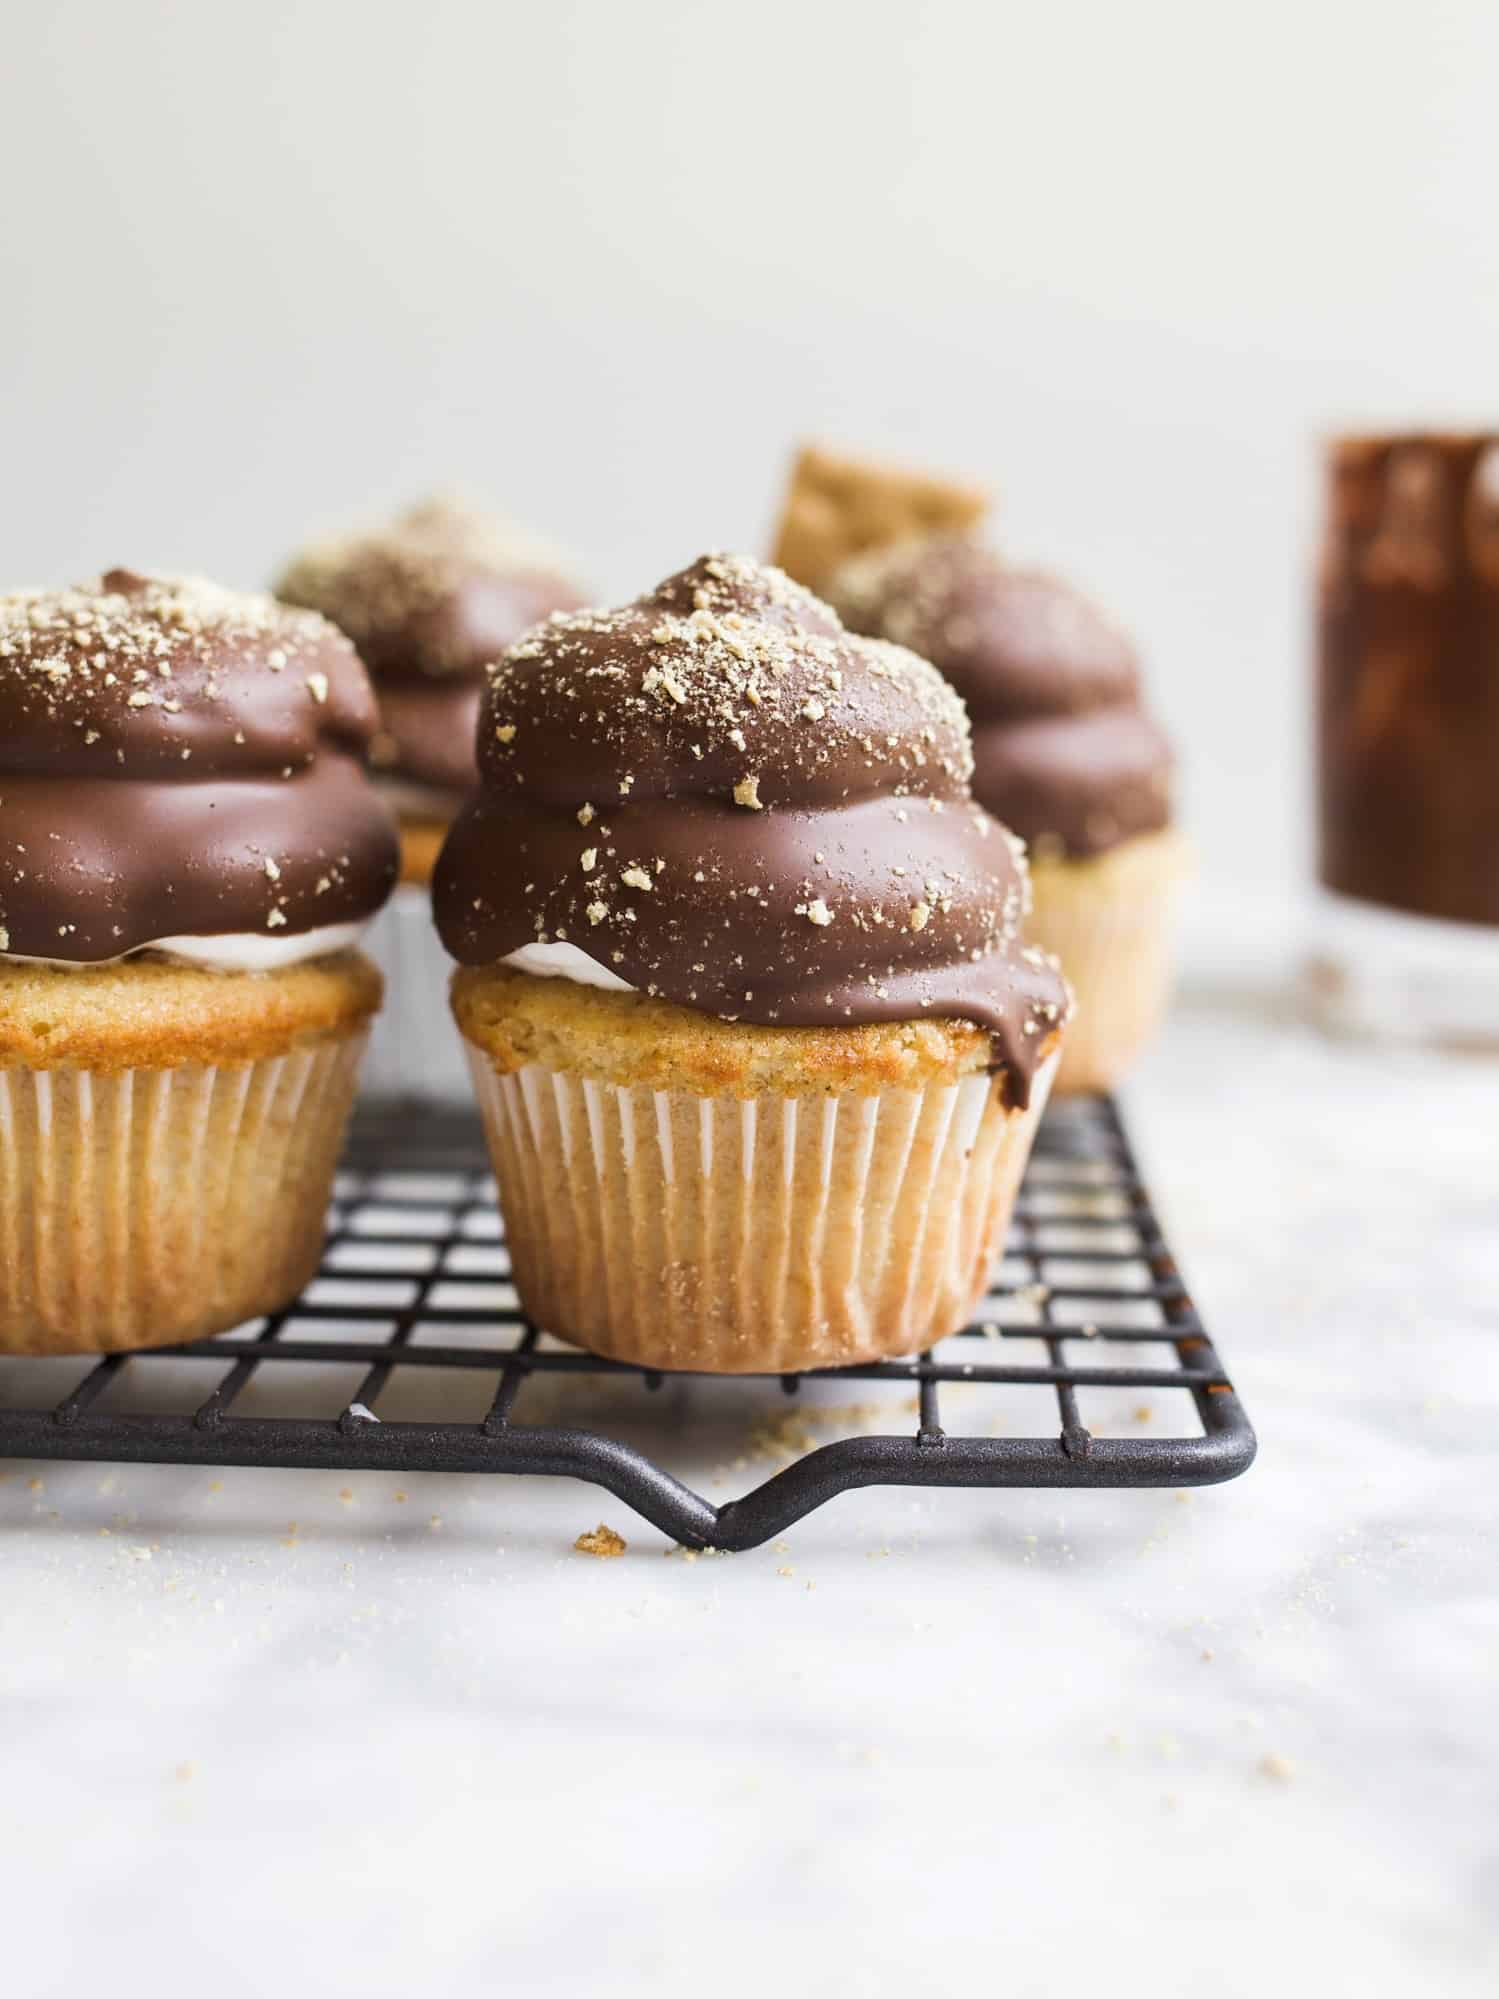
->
[7,0,1499,907]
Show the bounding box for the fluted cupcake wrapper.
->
[0,1032,367,1354]
[467,1050,1057,1373]
[1027,830,1186,1096]
[360,885,471,1102]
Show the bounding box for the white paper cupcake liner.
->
[466,1048,1057,1372]
[0,1032,366,1354]
[1027,830,1185,1095]
[360,885,470,1102]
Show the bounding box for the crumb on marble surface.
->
[574,1523,627,1559]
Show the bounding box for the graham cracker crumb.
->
[574,1523,627,1559]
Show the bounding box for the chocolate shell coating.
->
[828,539,1172,857]
[434,554,1068,1100]
[277,496,586,794]
[0,571,398,962]
[370,682,484,797]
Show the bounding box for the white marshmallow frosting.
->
[501,942,635,992]
[13,920,369,974]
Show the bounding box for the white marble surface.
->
[3,990,1497,1999]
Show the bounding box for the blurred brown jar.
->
[1319,432,1499,927]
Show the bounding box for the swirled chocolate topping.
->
[1319,433,1499,927]
[276,496,586,796]
[434,554,1068,1098]
[829,539,1172,858]
[0,572,398,962]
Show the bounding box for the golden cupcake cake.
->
[0,570,397,1354]
[828,539,1182,1093]
[277,493,584,1097]
[434,553,1069,1373]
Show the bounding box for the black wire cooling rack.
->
[0,1093,1254,1548]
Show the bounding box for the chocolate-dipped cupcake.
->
[828,539,1183,1094]
[277,494,585,1102]
[434,553,1069,1372]
[276,494,585,882]
[0,571,397,1353]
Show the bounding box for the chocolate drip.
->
[434,554,1069,1100]
[0,573,397,961]
[828,540,1172,857]
[1319,433,1499,928]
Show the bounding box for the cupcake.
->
[0,570,397,1354]
[434,553,1069,1373]
[277,494,585,1099]
[828,539,1182,1094]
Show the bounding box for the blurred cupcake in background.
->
[278,494,585,1099]
[0,571,396,1353]
[434,553,1069,1373]
[828,538,1182,1093]
[278,495,585,882]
